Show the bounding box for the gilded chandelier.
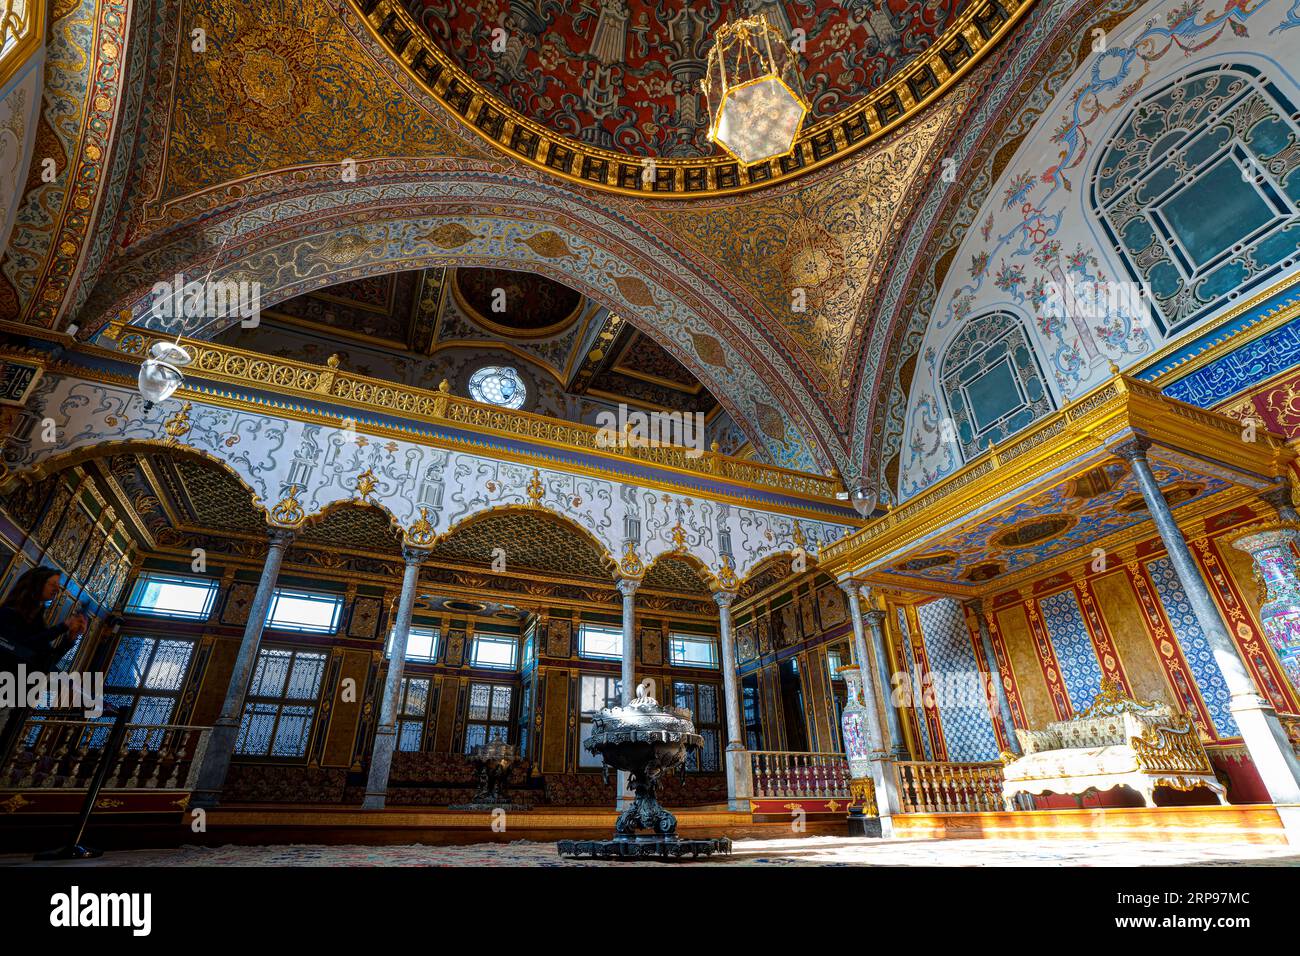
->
[701,14,809,166]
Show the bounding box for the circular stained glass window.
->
[468,366,527,410]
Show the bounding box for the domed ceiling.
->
[408,0,973,157]
[365,0,1030,195]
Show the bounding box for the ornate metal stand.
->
[557,684,731,861]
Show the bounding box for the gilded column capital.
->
[615,576,641,598]
[1112,437,1152,463]
[712,589,737,610]
[401,544,430,566]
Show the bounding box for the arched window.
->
[940,311,1053,461]
[468,365,527,409]
[1091,65,1300,335]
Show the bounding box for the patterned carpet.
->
[4,837,1299,867]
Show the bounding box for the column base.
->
[847,814,882,838]
[1229,692,1300,805]
[1274,804,1300,847]
[361,793,387,811]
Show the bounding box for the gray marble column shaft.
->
[615,576,640,807]
[363,546,425,810]
[862,600,907,759]
[714,589,748,810]
[841,581,898,828]
[192,527,293,808]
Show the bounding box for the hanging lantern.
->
[137,340,191,406]
[701,14,809,166]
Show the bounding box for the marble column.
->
[1261,479,1300,523]
[970,599,1019,755]
[1119,440,1300,807]
[615,576,640,806]
[861,593,908,760]
[840,580,899,834]
[192,527,294,808]
[713,588,750,811]
[363,545,426,810]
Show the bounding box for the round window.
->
[468,366,527,410]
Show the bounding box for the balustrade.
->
[2,715,211,793]
[894,761,1005,813]
[749,751,851,799]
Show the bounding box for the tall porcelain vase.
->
[1233,522,1300,695]
[838,665,872,780]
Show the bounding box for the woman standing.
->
[0,567,87,673]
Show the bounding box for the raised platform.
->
[892,804,1290,844]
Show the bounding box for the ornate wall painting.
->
[893,0,1300,499]
[776,600,800,649]
[545,618,573,659]
[639,624,662,668]
[220,583,257,628]
[735,619,757,665]
[443,629,466,667]
[798,590,819,640]
[348,596,382,640]
[816,583,848,630]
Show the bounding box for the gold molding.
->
[819,368,1293,590]
[88,326,850,511]
[0,0,43,94]
[350,0,1035,199]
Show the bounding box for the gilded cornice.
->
[352,0,1036,199]
[5,334,857,524]
[819,370,1294,587]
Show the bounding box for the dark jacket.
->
[0,607,71,673]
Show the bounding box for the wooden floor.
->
[2,798,1290,852]
[892,803,1289,844]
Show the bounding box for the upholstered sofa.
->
[1001,678,1226,809]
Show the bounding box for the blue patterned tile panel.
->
[916,599,1000,761]
[1145,557,1239,737]
[1038,589,1104,715]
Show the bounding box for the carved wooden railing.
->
[895,761,1005,813]
[749,750,851,799]
[1,715,211,792]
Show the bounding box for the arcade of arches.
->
[2,0,1300,863]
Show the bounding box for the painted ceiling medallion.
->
[354,0,1035,197]
[452,268,582,339]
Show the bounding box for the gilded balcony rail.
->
[895,760,1005,813]
[749,750,851,799]
[94,324,846,503]
[2,715,211,792]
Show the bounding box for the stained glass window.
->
[940,311,1053,462]
[1091,65,1300,334]
[398,677,431,752]
[578,674,620,769]
[578,623,622,660]
[668,633,719,668]
[463,682,513,753]
[672,680,722,772]
[125,572,219,621]
[468,366,527,410]
[235,648,327,758]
